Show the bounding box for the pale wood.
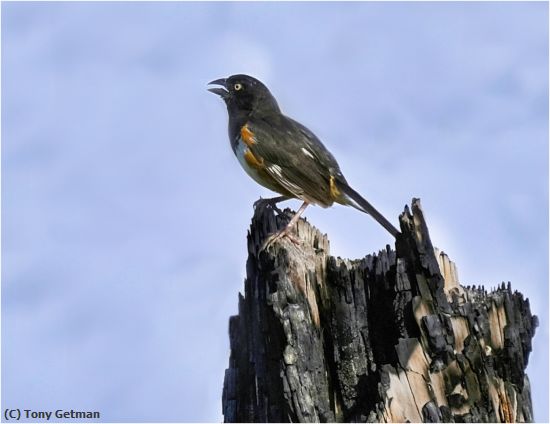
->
[222,199,538,423]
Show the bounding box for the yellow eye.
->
[234,83,243,91]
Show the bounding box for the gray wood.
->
[222,199,538,422]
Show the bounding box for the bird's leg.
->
[261,201,309,251]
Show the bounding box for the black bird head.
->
[208,74,281,116]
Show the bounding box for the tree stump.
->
[222,199,537,423]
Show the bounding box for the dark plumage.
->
[208,74,399,243]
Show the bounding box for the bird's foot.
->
[261,226,301,252]
[253,197,270,209]
[259,200,308,252]
[253,196,288,214]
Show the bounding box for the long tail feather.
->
[336,181,400,238]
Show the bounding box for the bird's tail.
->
[335,180,400,238]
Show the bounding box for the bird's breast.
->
[231,122,295,197]
[234,135,268,187]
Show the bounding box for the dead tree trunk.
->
[222,199,537,423]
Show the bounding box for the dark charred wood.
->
[222,199,537,423]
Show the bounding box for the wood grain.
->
[222,199,537,423]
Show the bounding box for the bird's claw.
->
[260,228,301,252]
[253,197,268,209]
[254,197,285,215]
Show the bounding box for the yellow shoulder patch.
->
[240,124,256,147]
[330,175,341,199]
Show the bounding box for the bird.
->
[208,74,400,247]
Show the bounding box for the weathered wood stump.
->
[222,199,537,423]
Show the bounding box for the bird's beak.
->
[207,78,229,98]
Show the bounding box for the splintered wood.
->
[222,199,537,423]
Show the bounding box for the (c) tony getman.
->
[9,409,101,420]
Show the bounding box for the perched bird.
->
[208,74,400,245]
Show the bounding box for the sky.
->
[2,2,548,422]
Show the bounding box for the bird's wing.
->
[246,115,345,207]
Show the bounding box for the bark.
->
[222,199,538,423]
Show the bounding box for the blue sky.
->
[2,2,548,422]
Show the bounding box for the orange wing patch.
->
[329,175,341,199]
[240,124,256,147]
[244,149,264,169]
